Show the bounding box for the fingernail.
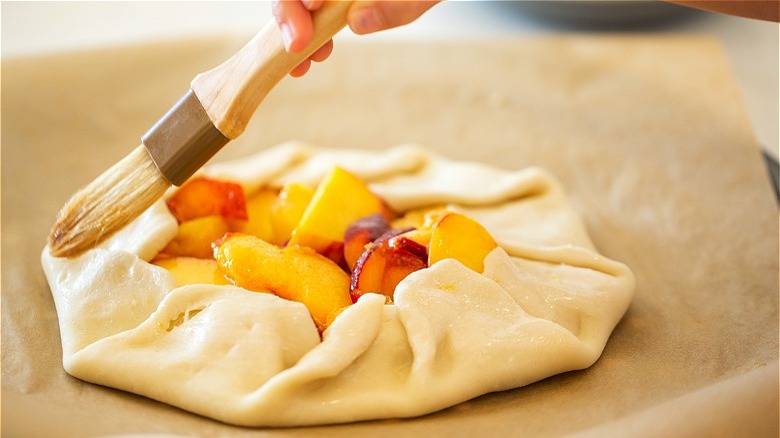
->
[350,8,382,34]
[280,23,294,52]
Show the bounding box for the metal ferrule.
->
[141,89,229,186]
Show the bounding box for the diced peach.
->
[391,206,448,230]
[393,227,432,249]
[229,187,278,242]
[152,257,231,287]
[350,228,427,303]
[288,167,386,255]
[158,215,229,259]
[428,213,497,273]
[380,245,427,299]
[343,213,391,271]
[269,182,314,246]
[166,176,248,223]
[390,208,449,248]
[387,234,429,260]
[350,243,386,302]
[320,240,347,271]
[214,233,352,331]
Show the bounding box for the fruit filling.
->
[152,167,497,331]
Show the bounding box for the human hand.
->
[273,0,440,77]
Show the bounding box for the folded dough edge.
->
[41,142,635,426]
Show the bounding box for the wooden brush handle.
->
[191,1,352,139]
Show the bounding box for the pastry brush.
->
[48,2,351,257]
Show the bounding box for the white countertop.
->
[2,1,777,158]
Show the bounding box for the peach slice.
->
[380,239,428,298]
[390,208,449,249]
[288,167,386,255]
[343,213,391,271]
[391,206,448,230]
[396,228,432,248]
[269,182,314,246]
[229,187,278,242]
[320,241,348,271]
[387,234,429,260]
[349,239,388,303]
[214,233,352,330]
[152,257,231,287]
[158,215,229,259]
[350,228,427,303]
[428,213,497,273]
[166,176,248,223]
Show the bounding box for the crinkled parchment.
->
[41,142,634,426]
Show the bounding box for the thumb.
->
[348,1,440,34]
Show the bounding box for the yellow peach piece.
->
[214,233,352,330]
[428,213,497,273]
[390,206,448,230]
[229,187,278,242]
[270,182,314,245]
[160,215,229,259]
[391,208,449,249]
[288,167,385,254]
[166,177,247,223]
[350,233,428,303]
[397,227,433,249]
[153,257,231,287]
[343,213,391,271]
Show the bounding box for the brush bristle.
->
[48,145,171,257]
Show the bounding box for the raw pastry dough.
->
[41,142,635,426]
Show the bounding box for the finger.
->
[289,59,312,77]
[309,39,334,63]
[289,40,331,77]
[302,0,325,11]
[272,0,315,52]
[348,1,439,35]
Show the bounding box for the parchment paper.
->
[2,35,777,437]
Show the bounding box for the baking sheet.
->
[2,35,778,437]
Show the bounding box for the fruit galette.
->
[42,142,634,426]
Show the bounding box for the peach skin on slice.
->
[343,213,391,271]
[379,240,427,300]
[152,257,231,287]
[320,240,348,271]
[390,208,449,249]
[229,187,278,242]
[270,182,314,246]
[214,233,352,330]
[288,167,386,254]
[159,215,230,259]
[350,241,387,303]
[350,228,427,303]
[428,213,497,273]
[166,176,248,223]
[391,206,448,230]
